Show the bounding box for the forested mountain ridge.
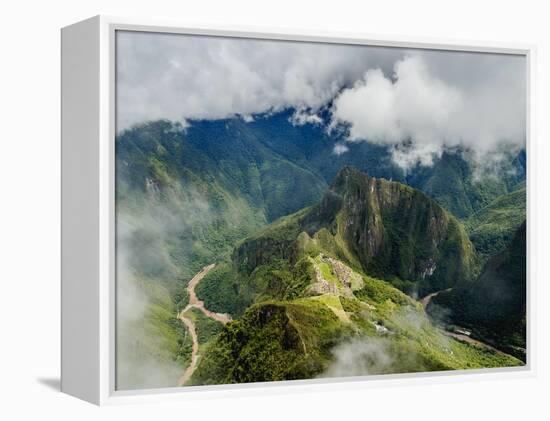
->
[190,169,521,384]
[429,222,527,359]
[230,167,476,299]
[465,187,526,261]
[115,119,328,388]
[119,111,526,224]
[236,110,526,219]
[114,115,526,388]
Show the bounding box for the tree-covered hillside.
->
[115,119,327,388]
[221,168,477,302]
[189,168,525,385]
[240,110,525,219]
[115,114,526,389]
[405,151,525,219]
[466,187,526,261]
[429,222,526,360]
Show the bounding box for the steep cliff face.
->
[233,167,477,296]
[328,168,476,293]
[431,222,526,357]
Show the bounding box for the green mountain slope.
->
[404,151,525,219]
[192,249,520,385]
[430,222,526,359]
[323,167,477,293]
[223,167,477,301]
[115,120,328,388]
[466,188,526,260]
[183,118,328,221]
[115,115,526,389]
[243,111,525,219]
[119,115,526,228]
[188,169,523,384]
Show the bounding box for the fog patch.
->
[332,143,350,156]
[321,304,454,379]
[331,55,525,171]
[116,31,401,131]
[322,336,427,378]
[115,182,214,390]
[425,300,453,327]
[290,108,323,126]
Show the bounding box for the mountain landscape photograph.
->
[114,30,527,390]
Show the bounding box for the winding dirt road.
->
[177,264,232,386]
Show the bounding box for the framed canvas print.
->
[61,16,534,405]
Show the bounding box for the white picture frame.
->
[61,15,536,405]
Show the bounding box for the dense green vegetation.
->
[116,275,193,390]
[190,300,349,384]
[331,168,477,294]
[466,188,526,261]
[190,169,522,384]
[227,167,477,299]
[196,254,316,317]
[194,262,247,315]
[115,118,329,385]
[430,223,526,360]
[183,308,225,345]
[244,111,525,219]
[115,112,526,389]
[181,118,328,221]
[116,119,328,290]
[405,151,525,219]
[192,254,521,385]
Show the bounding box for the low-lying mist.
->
[322,337,411,377]
[115,181,214,390]
[321,306,451,378]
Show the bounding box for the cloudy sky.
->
[116,30,526,168]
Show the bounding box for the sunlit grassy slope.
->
[192,254,521,385]
[115,114,525,388]
[192,170,522,385]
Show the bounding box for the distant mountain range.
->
[118,110,526,227]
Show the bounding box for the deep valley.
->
[115,112,526,389]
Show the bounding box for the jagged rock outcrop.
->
[234,167,477,295]
[325,167,476,291]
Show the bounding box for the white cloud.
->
[116,31,401,131]
[117,32,526,168]
[289,108,323,126]
[331,55,526,169]
[332,143,350,156]
[321,337,426,378]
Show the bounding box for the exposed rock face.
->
[233,167,476,295]
[325,167,476,292]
